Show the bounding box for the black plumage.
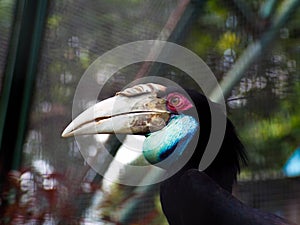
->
[62,83,297,225]
[159,89,296,225]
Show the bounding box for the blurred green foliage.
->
[182,0,300,176]
[1,0,300,223]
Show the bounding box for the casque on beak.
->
[61,83,170,138]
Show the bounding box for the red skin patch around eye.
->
[166,92,194,113]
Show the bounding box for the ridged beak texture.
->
[62,83,170,137]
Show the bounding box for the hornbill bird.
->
[62,83,297,225]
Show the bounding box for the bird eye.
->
[170,96,180,106]
[166,92,194,112]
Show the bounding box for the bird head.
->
[62,83,200,166]
[62,83,246,189]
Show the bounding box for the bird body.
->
[62,83,297,225]
[161,169,295,225]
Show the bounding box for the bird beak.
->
[61,93,170,138]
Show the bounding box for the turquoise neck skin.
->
[143,114,199,165]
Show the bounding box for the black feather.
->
[159,89,296,225]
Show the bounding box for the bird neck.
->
[182,119,245,193]
[170,148,238,193]
[167,124,243,193]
